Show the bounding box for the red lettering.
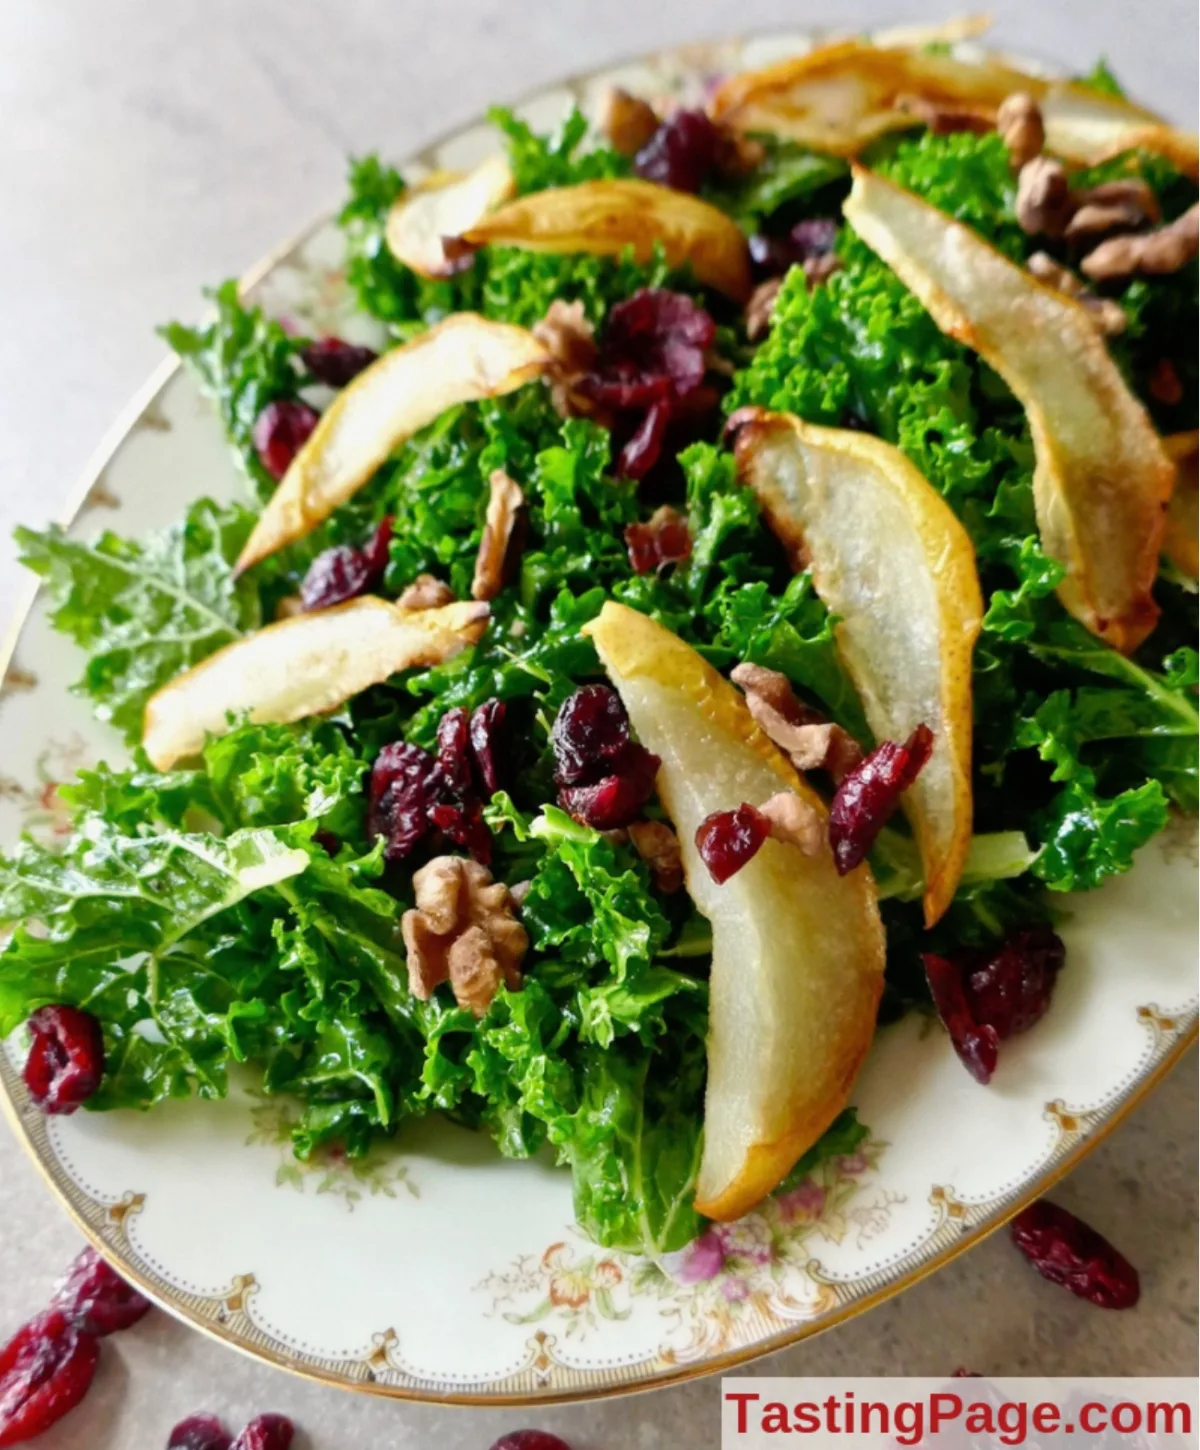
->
[1080,1402,1108,1433]
[1147,1402,1192,1435]
[1032,1402,1059,1434]
[791,1402,820,1433]
[996,1400,1027,1446]
[762,1401,790,1434]
[727,1392,760,1434]
[929,1393,963,1430]
[1112,1403,1141,1434]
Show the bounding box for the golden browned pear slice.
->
[733,411,982,927]
[235,315,549,573]
[386,156,515,278]
[455,179,753,302]
[709,38,1197,174]
[1163,431,1199,581]
[844,165,1174,654]
[583,601,884,1222]
[143,597,488,769]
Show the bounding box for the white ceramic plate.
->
[0,27,1196,1407]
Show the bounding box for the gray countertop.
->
[0,2,1196,1446]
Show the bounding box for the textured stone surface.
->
[0,1,1195,1445]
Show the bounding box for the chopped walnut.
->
[1149,358,1184,405]
[802,253,842,287]
[401,855,528,1017]
[1016,155,1072,237]
[532,300,602,420]
[1070,178,1160,225]
[1064,200,1149,240]
[1081,203,1199,281]
[712,124,767,179]
[397,573,456,610]
[731,662,863,781]
[996,92,1044,170]
[274,594,303,620]
[1026,252,1128,336]
[597,86,660,155]
[758,790,824,856]
[471,469,525,602]
[895,93,994,136]
[745,277,783,341]
[628,819,684,893]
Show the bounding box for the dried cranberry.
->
[469,699,506,795]
[551,685,631,785]
[634,108,719,193]
[230,1415,294,1450]
[624,505,692,574]
[0,1310,99,1447]
[168,1414,234,1450]
[1010,1200,1140,1309]
[367,741,442,861]
[52,1247,151,1336]
[299,516,392,611]
[695,804,770,884]
[23,1006,104,1115]
[436,707,474,798]
[557,746,660,831]
[923,953,999,1084]
[617,397,671,480]
[300,336,378,387]
[430,799,492,865]
[252,399,319,481]
[966,925,1065,1038]
[583,289,714,410]
[828,723,933,875]
[489,1433,574,1450]
[749,217,839,278]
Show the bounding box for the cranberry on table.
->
[23,1005,104,1115]
[489,1432,574,1450]
[695,803,770,884]
[0,1310,99,1447]
[300,336,378,387]
[168,1415,234,1450]
[1010,1200,1140,1309]
[230,1414,294,1450]
[251,399,319,481]
[52,1246,151,1336]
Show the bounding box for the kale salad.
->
[2,36,1196,1255]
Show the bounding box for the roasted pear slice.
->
[734,411,981,926]
[455,178,753,302]
[709,38,1197,175]
[386,156,515,278]
[844,165,1174,654]
[1164,431,1199,582]
[235,315,549,572]
[583,601,884,1222]
[143,597,488,769]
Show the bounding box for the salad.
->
[2,27,1196,1255]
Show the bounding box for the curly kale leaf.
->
[16,499,266,743]
[160,281,306,500]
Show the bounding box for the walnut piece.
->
[1016,155,1072,237]
[401,855,528,1017]
[712,124,766,179]
[1026,251,1127,336]
[628,819,684,893]
[996,92,1044,170]
[758,790,824,856]
[1070,178,1160,225]
[1081,203,1199,281]
[397,573,456,610]
[597,86,660,156]
[1064,200,1149,241]
[532,299,602,421]
[745,277,783,342]
[895,93,994,136]
[471,469,525,602]
[731,661,863,781]
[803,253,842,287]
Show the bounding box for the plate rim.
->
[0,28,1196,1407]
